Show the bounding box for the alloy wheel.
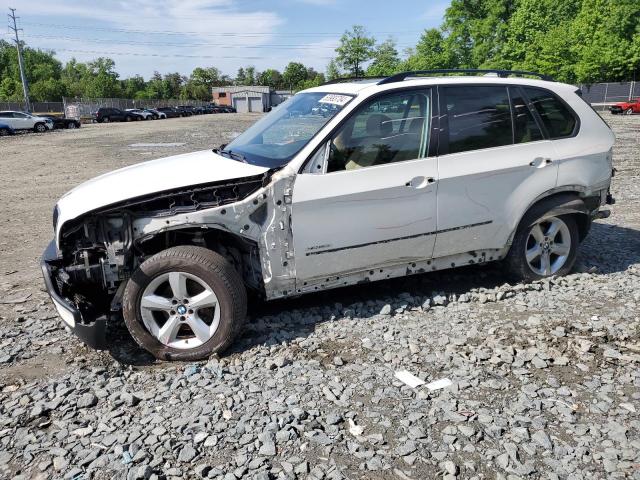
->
[524,217,571,276]
[139,271,220,349]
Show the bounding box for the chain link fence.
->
[579,81,639,111]
[0,101,64,114]
[62,97,208,120]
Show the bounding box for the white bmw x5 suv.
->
[42,70,615,360]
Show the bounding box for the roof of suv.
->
[303,75,576,96]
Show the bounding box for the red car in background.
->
[609,98,640,115]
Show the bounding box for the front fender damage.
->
[46,168,298,343]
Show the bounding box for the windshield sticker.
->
[319,94,352,106]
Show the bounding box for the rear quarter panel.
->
[554,86,615,194]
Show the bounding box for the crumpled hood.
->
[55,149,269,237]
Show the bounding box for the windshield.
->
[222,92,353,168]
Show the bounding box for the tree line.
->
[339,0,639,83]
[0,0,637,103]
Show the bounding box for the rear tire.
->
[625,108,633,115]
[0,128,8,136]
[506,208,579,282]
[122,246,247,361]
[67,122,77,129]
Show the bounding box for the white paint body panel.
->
[292,157,438,280]
[433,140,559,257]
[55,150,268,242]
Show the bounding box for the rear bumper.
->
[41,240,107,349]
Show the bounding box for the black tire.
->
[625,108,633,115]
[126,115,132,122]
[33,123,47,133]
[0,128,8,136]
[122,246,247,361]
[506,206,579,282]
[67,122,77,129]
[103,117,110,123]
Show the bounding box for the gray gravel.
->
[0,114,639,479]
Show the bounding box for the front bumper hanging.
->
[41,240,107,349]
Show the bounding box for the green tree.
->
[403,29,457,71]
[443,0,516,68]
[244,66,257,85]
[282,62,308,90]
[235,67,246,85]
[258,68,283,88]
[326,58,341,81]
[367,39,401,77]
[571,0,640,82]
[335,25,375,76]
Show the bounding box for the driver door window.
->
[327,90,431,172]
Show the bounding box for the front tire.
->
[122,246,247,361]
[34,123,47,133]
[506,211,579,282]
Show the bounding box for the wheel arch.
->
[509,189,595,247]
[135,226,264,294]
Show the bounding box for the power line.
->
[50,48,334,61]
[21,21,422,38]
[8,8,30,111]
[20,33,415,51]
[21,33,344,50]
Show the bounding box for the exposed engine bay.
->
[50,173,282,323]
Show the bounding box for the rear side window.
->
[510,88,543,144]
[444,86,512,154]
[523,88,577,138]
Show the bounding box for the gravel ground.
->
[0,114,638,480]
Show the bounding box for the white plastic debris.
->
[620,403,636,413]
[425,378,453,391]
[348,418,364,437]
[394,370,425,389]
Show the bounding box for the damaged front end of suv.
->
[41,150,296,349]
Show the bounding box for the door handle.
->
[405,176,436,188]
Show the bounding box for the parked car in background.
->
[0,111,54,132]
[94,108,142,123]
[126,108,155,120]
[156,107,182,118]
[42,115,81,130]
[42,69,615,361]
[145,108,166,119]
[0,122,15,136]
[177,105,198,116]
[609,98,640,115]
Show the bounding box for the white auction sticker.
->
[319,94,352,106]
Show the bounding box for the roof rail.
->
[378,69,554,85]
[322,76,385,85]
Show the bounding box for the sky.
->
[1,0,451,79]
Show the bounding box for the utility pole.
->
[8,8,30,112]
